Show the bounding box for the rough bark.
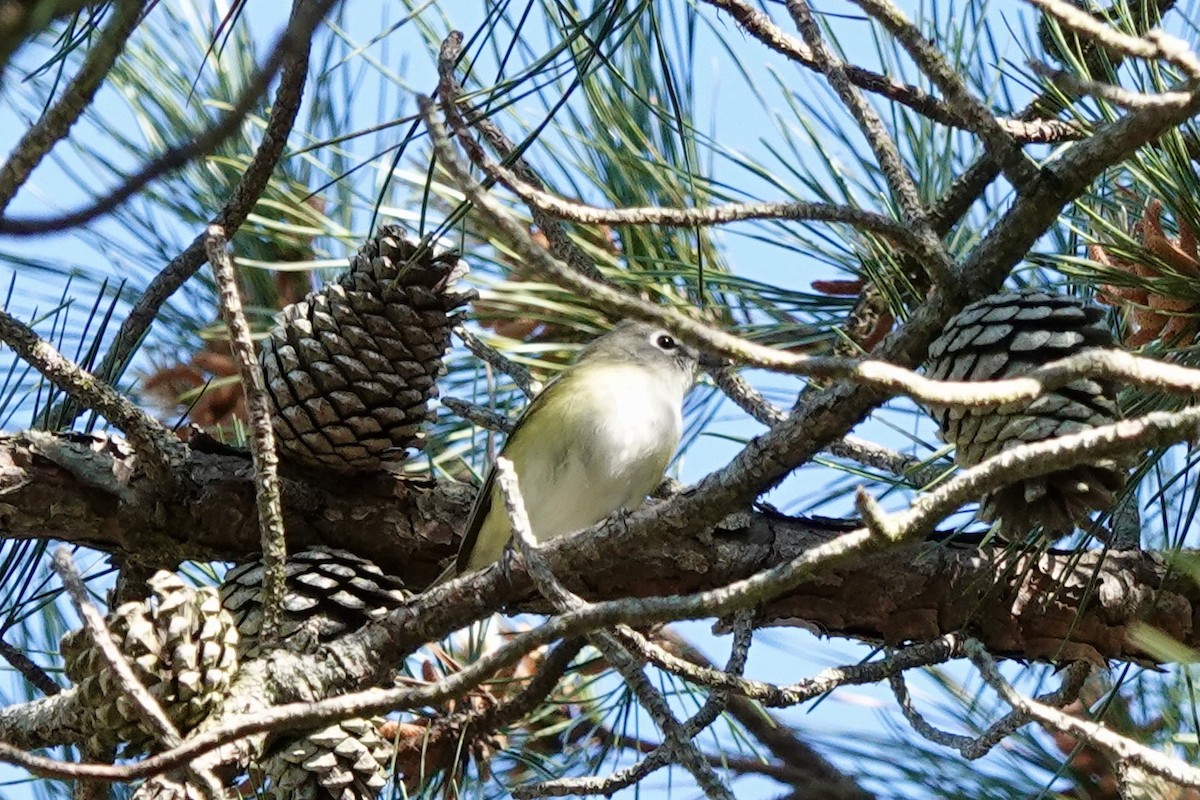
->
[0,431,1192,665]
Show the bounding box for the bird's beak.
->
[698,351,731,369]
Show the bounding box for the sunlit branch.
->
[1028,0,1200,78]
[967,639,1200,788]
[205,227,287,646]
[0,307,184,483]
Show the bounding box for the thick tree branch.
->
[0,431,1194,668]
[0,527,1183,782]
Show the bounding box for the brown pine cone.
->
[60,573,239,753]
[925,288,1128,537]
[260,227,473,473]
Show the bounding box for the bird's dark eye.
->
[655,334,677,350]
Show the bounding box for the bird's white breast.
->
[522,364,683,542]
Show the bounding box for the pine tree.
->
[1,1,1199,798]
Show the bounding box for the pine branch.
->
[0,0,337,235]
[56,0,318,427]
[205,227,286,646]
[0,0,146,213]
[0,311,185,483]
[699,0,1083,142]
[1,421,1195,666]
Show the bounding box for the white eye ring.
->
[655,333,677,350]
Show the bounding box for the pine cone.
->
[260,227,473,473]
[261,717,394,800]
[925,289,1127,537]
[216,550,407,798]
[60,573,239,753]
[220,547,410,659]
[130,775,208,800]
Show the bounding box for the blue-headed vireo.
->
[446,320,700,579]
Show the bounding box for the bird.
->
[440,320,701,582]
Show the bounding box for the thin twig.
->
[437,32,605,283]
[592,727,818,785]
[1029,60,1196,109]
[0,637,60,697]
[639,633,962,708]
[708,366,785,426]
[651,628,873,799]
[699,0,1084,142]
[824,435,949,490]
[0,306,185,483]
[0,0,147,213]
[966,639,1200,787]
[709,367,947,488]
[439,133,933,259]
[441,396,514,434]
[57,0,317,427]
[786,0,958,288]
[847,0,1038,188]
[441,637,585,733]
[205,227,286,646]
[456,326,540,398]
[396,638,585,777]
[854,486,902,541]
[874,401,1200,542]
[890,659,1089,759]
[0,0,336,235]
[522,612,755,797]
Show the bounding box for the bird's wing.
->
[454,458,498,574]
[453,373,565,574]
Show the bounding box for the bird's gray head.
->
[576,320,700,391]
